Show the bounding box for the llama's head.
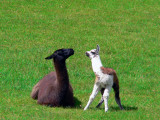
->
[45,48,74,61]
[86,45,100,59]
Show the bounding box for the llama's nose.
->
[70,49,74,55]
[86,52,90,57]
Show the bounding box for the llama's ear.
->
[45,54,55,60]
[96,44,100,54]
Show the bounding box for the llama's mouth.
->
[70,49,74,55]
[86,52,90,57]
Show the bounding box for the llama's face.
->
[86,49,97,59]
[45,49,74,61]
[57,49,74,60]
[86,45,100,59]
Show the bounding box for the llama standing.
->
[84,45,123,112]
[31,48,74,107]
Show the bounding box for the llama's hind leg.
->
[31,81,40,100]
[84,84,100,111]
[112,83,123,110]
[96,97,103,108]
[115,94,123,110]
[103,86,112,112]
[96,88,104,108]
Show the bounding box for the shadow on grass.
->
[31,96,82,109]
[110,105,138,111]
[86,105,138,111]
[73,97,82,109]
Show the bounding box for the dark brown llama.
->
[31,48,75,107]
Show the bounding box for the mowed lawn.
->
[0,0,160,119]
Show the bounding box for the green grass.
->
[0,0,160,119]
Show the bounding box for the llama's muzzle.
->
[86,52,90,57]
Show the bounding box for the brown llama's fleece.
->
[31,49,74,107]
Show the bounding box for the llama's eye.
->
[91,52,95,54]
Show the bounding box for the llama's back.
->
[31,71,57,100]
[36,72,58,105]
[100,67,119,85]
[36,71,74,107]
[31,80,41,99]
[31,71,74,107]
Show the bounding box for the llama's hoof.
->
[105,108,108,112]
[84,107,88,111]
[120,106,124,110]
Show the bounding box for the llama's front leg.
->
[84,84,100,111]
[103,86,112,112]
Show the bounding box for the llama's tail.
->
[31,81,40,100]
[112,73,124,110]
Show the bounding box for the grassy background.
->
[0,0,160,119]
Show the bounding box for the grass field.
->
[0,0,160,119]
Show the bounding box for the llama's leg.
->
[112,83,124,110]
[96,97,103,108]
[96,88,104,108]
[84,84,100,111]
[103,86,112,112]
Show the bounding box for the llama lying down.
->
[31,48,74,107]
[84,45,123,112]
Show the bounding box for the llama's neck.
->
[91,56,103,75]
[53,60,69,84]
